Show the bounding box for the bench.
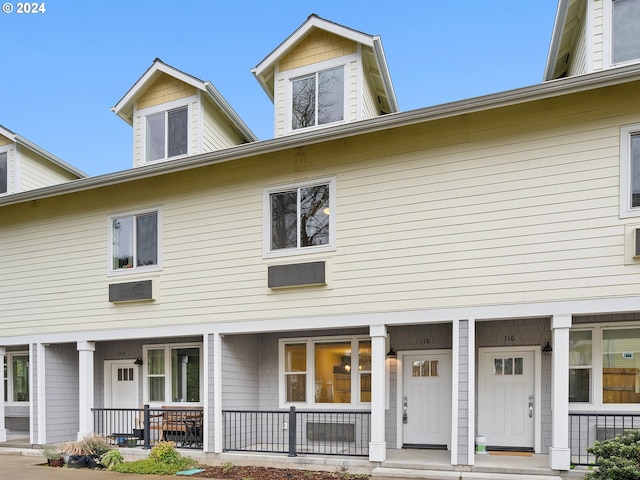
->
[161,406,203,446]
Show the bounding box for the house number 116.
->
[505,335,516,341]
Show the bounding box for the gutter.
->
[2,64,640,209]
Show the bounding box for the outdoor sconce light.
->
[542,341,553,354]
[386,346,397,358]
[134,357,143,365]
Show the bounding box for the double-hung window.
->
[291,66,344,130]
[0,151,7,195]
[569,325,640,407]
[265,178,335,256]
[3,353,29,403]
[611,0,640,65]
[110,209,160,273]
[146,106,188,162]
[144,344,202,404]
[281,337,372,407]
[619,125,640,217]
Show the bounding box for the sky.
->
[1,0,559,177]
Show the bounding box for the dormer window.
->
[291,66,344,130]
[612,0,640,65]
[146,105,188,162]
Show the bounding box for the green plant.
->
[81,434,112,456]
[222,461,235,473]
[148,440,181,464]
[42,445,62,460]
[113,440,195,475]
[101,449,124,471]
[585,429,640,480]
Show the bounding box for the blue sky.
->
[1,0,559,176]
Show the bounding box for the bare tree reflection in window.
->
[300,184,329,247]
[271,191,297,249]
[292,67,343,130]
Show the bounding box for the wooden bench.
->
[161,406,203,445]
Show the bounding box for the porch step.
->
[372,467,565,480]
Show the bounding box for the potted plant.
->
[42,445,64,467]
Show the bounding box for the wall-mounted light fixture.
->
[386,346,397,358]
[542,341,553,354]
[134,357,143,365]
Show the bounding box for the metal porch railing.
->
[569,412,640,465]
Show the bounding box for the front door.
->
[402,351,452,448]
[478,348,536,450]
[104,360,139,436]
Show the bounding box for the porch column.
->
[77,341,95,440]
[212,332,222,453]
[549,314,571,471]
[369,325,387,462]
[0,347,6,442]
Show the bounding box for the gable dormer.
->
[112,59,257,168]
[0,125,86,196]
[545,0,640,80]
[252,14,398,138]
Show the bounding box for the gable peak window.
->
[146,106,188,162]
[292,66,344,130]
[612,0,640,65]
[111,209,159,272]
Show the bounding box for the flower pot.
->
[47,457,64,467]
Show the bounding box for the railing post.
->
[288,406,297,457]
[143,404,151,449]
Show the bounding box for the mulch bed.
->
[191,465,369,479]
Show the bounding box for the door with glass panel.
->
[479,348,535,450]
[402,352,452,448]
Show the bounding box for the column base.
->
[369,441,387,462]
[549,447,571,471]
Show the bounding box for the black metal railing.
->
[92,405,203,450]
[223,407,370,456]
[569,412,640,465]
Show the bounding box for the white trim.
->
[36,343,45,445]
[0,145,12,197]
[605,0,640,69]
[450,321,459,465]
[467,318,476,466]
[477,346,542,453]
[142,342,203,406]
[203,333,211,452]
[213,333,223,453]
[107,206,163,276]
[619,123,640,218]
[263,176,336,258]
[282,56,354,135]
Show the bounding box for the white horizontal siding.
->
[2,83,640,336]
[201,97,245,151]
[18,149,77,191]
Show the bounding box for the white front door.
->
[478,348,536,450]
[104,360,139,436]
[402,352,452,448]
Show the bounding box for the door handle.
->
[528,395,534,418]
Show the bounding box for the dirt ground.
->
[191,464,369,479]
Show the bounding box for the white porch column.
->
[0,347,6,442]
[549,314,571,470]
[369,324,387,462]
[77,341,95,440]
[212,332,223,453]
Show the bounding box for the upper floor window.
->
[619,125,640,217]
[0,151,7,195]
[292,66,344,130]
[612,0,640,65]
[265,178,336,256]
[110,209,160,273]
[4,353,29,403]
[146,106,188,162]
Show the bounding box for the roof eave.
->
[4,65,640,209]
[544,0,571,81]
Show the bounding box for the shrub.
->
[585,429,640,480]
[42,444,62,460]
[61,434,112,456]
[148,441,182,464]
[113,441,195,475]
[101,449,124,471]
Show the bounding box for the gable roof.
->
[0,125,87,178]
[544,0,586,81]
[252,14,398,114]
[111,58,258,143]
